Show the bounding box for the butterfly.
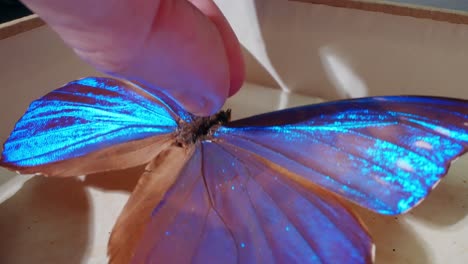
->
[1,77,467,263]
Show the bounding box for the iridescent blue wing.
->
[108,143,373,264]
[0,77,181,176]
[217,96,468,215]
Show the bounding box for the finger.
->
[21,0,231,116]
[188,0,245,96]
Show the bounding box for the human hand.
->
[21,0,245,116]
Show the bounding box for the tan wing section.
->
[108,145,195,264]
[9,135,174,177]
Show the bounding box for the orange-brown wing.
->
[108,145,195,264]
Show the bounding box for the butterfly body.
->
[1,77,467,264]
[175,109,231,147]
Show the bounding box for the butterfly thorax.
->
[175,109,231,147]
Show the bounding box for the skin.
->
[21,0,245,116]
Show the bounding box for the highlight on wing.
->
[1,77,467,263]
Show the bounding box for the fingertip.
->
[228,53,245,97]
[188,1,245,97]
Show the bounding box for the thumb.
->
[22,0,236,116]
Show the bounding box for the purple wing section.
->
[218,96,468,214]
[132,146,214,263]
[133,143,372,263]
[1,77,178,168]
[202,142,373,264]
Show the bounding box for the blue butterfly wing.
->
[217,96,468,215]
[1,77,180,176]
[117,142,372,264]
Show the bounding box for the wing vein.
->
[220,134,377,203]
[53,89,177,121]
[199,144,240,264]
[401,117,464,143]
[219,143,326,263]
[10,125,172,163]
